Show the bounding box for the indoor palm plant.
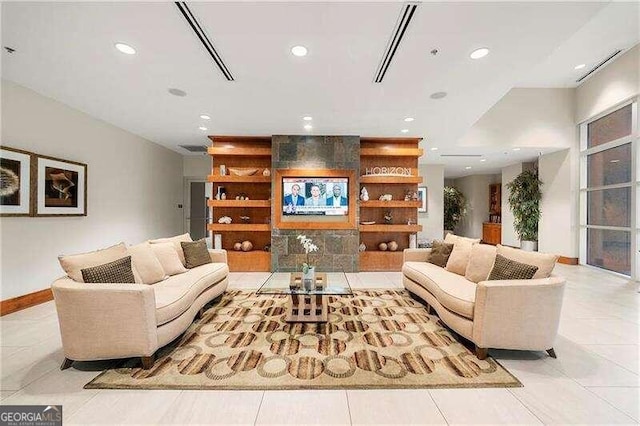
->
[443,186,466,235]
[506,169,543,251]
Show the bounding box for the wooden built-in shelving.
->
[359,251,404,271]
[226,251,271,272]
[207,175,271,183]
[208,147,271,157]
[208,224,271,232]
[359,175,423,184]
[360,148,423,157]
[360,200,421,208]
[359,224,422,233]
[208,200,270,208]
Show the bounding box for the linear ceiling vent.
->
[179,144,208,153]
[373,2,419,83]
[576,49,623,84]
[440,154,483,158]
[175,2,234,81]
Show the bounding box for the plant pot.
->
[520,240,538,252]
[302,266,315,291]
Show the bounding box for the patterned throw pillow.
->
[487,254,539,280]
[181,239,212,269]
[427,241,454,268]
[81,256,136,283]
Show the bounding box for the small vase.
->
[302,266,315,291]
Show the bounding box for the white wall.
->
[453,174,500,239]
[418,164,444,242]
[501,163,522,247]
[183,155,211,178]
[576,45,639,124]
[0,80,184,299]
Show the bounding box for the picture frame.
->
[34,154,87,217]
[0,146,34,217]
[418,186,427,213]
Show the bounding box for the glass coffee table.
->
[257,271,352,323]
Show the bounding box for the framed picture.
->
[34,154,87,216]
[0,146,34,216]
[418,186,427,213]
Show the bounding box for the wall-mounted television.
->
[282,177,348,216]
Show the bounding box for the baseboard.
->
[558,256,579,265]
[1,288,53,316]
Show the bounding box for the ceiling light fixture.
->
[574,64,586,70]
[168,88,187,97]
[610,159,620,163]
[304,124,312,131]
[291,45,308,57]
[512,148,521,151]
[303,116,312,121]
[115,42,136,55]
[404,117,414,122]
[199,126,207,131]
[401,129,409,133]
[480,159,486,162]
[430,147,438,151]
[430,92,447,100]
[470,47,489,59]
[200,114,211,120]
[465,166,472,170]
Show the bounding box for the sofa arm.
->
[51,277,158,360]
[472,276,565,351]
[208,249,228,264]
[403,248,432,263]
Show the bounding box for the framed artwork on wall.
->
[0,146,34,216]
[418,186,427,213]
[34,154,87,217]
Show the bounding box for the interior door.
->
[185,180,213,246]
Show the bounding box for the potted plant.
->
[297,235,318,290]
[506,169,542,251]
[443,186,466,236]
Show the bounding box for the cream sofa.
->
[402,242,565,360]
[52,249,228,370]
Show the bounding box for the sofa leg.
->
[141,355,155,370]
[60,358,74,370]
[546,348,557,358]
[475,346,488,360]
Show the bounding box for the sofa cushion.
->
[427,241,454,268]
[445,239,475,276]
[81,256,136,284]
[150,243,188,276]
[182,239,212,269]
[154,262,229,325]
[488,254,539,280]
[445,234,481,245]
[150,233,192,266]
[59,242,130,283]
[496,245,558,279]
[128,242,166,284]
[403,261,476,319]
[465,244,497,283]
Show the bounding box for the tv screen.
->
[282,177,349,216]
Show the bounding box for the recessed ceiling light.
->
[401,129,409,133]
[404,117,414,122]
[168,88,187,97]
[198,126,207,131]
[303,116,312,121]
[610,159,620,163]
[513,148,521,151]
[115,42,136,55]
[574,64,586,70]
[304,124,312,131]
[291,45,308,57]
[465,166,472,170]
[430,147,438,151]
[480,158,486,162]
[200,114,211,120]
[470,47,489,59]
[430,92,447,100]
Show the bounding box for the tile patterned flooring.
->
[0,264,638,424]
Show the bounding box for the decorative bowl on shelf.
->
[360,221,376,225]
[228,168,259,176]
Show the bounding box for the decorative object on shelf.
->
[233,242,242,251]
[216,186,226,200]
[359,243,366,252]
[1,146,33,217]
[241,240,253,252]
[444,186,466,233]
[418,186,427,212]
[405,189,418,202]
[506,169,542,252]
[360,187,369,201]
[388,241,398,251]
[240,216,251,223]
[214,234,222,250]
[410,234,417,249]
[363,166,412,176]
[379,194,393,201]
[34,153,87,217]
[384,210,393,224]
[220,192,227,200]
[228,167,259,176]
[411,190,419,201]
[219,165,226,176]
[264,244,271,252]
[263,168,271,176]
[218,216,232,224]
[297,235,318,291]
[378,242,388,251]
[360,221,376,225]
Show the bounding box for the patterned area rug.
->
[85,289,521,390]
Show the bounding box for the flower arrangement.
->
[296,235,319,274]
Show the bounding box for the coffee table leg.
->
[285,294,328,322]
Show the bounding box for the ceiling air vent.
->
[175,2,234,81]
[576,49,623,84]
[373,2,419,83]
[179,145,208,153]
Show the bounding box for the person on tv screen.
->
[326,184,348,206]
[283,183,305,207]
[307,184,325,207]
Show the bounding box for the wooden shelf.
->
[359,251,404,271]
[226,251,271,272]
[208,200,270,208]
[207,175,271,183]
[360,148,423,157]
[360,200,421,208]
[208,224,271,232]
[359,224,422,233]
[360,175,423,184]
[208,147,271,157]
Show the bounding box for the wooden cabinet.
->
[359,138,423,271]
[207,136,272,272]
[483,223,501,245]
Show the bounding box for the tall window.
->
[580,102,638,276]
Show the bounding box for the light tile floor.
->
[0,264,637,425]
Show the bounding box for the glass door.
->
[185,180,213,246]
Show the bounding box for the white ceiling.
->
[1,1,636,177]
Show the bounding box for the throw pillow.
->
[128,242,166,284]
[150,242,188,276]
[81,256,136,283]
[465,243,498,283]
[181,239,212,269]
[445,239,475,276]
[149,233,193,266]
[496,245,559,279]
[59,242,130,282]
[427,241,454,268]
[487,254,539,280]
[444,233,481,245]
